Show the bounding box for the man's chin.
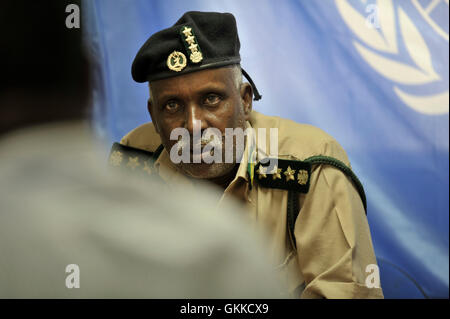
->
[179,162,236,180]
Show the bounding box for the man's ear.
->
[240,82,253,120]
[147,98,160,134]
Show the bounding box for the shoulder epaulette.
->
[255,156,367,251]
[254,159,312,193]
[108,142,164,175]
[254,156,367,212]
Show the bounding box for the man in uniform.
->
[110,11,384,299]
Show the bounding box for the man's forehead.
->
[149,67,237,94]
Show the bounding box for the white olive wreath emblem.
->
[336,0,449,115]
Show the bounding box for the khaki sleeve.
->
[295,163,384,299]
[119,134,131,145]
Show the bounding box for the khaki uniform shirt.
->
[119,111,384,299]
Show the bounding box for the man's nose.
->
[184,103,208,134]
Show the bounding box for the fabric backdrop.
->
[83,0,449,298]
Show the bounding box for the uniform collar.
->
[219,121,256,203]
[227,121,256,185]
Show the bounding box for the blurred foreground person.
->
[0,1,283,298]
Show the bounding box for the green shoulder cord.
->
[287,155,367,250]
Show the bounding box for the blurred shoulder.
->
[120,122,161,152]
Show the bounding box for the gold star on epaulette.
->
[298,169,309,185]
[127,156,140,170]
[256,166,267,179]
[284,166,296,181]
[272,166,282,180]
[143,161,152,175]
[109,150,123,167]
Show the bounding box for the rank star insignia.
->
[109,150,123,167]
[284,166,296,181]
[167,51,187,72]
[256,166,267,179]
[298,169,309,185]
[182,26,192,37]
[180,25,203,64]
[126,156,140,170]
[188,43,198,51]
[185,35,195,44]
[143,161,152,175]
[271,166,282,180]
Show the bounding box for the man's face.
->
[148,66,252,179]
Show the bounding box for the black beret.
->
[132,11,241,83]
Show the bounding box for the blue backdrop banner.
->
[83,0,449,298]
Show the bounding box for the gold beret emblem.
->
[167,51,187,72]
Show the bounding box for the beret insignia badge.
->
[167,51,187,72]
[180,26,203,63]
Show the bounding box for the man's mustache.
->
[177,134,224,149]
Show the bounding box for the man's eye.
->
[203,94,221,106]
[165,101,180,113]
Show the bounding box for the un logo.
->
[336,0,449,115]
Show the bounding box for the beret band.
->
[142,57,242,82]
